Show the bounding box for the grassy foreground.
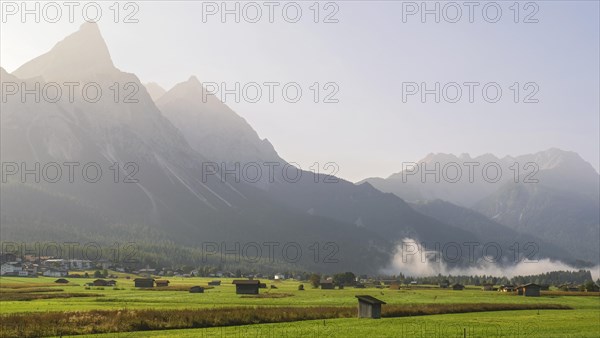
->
[81,309,599,338]
[0,275,598,337]
[2,303,571,337]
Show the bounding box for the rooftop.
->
[355,295,386,305]
[232,280,260,285]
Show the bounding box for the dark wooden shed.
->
[482,283,494,291]
[232,279,260,294]
[93,279,110,287]
[452,283,465,290]
[189,286,204,293]
[134,278,155,288]
[155,280,170,287]
[320,281,334,289]
[355,295,386,319]
[521,283,541,297]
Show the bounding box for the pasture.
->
[0,274,598,337]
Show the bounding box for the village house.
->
[134,278,155,288]
[356,295,386,319]
[68,259,92,270]
[17,270,30,277]
[42,269,68,277]
[274,273,285,280]
[559,283,580,292]
[24,255,43,263]
[499,285,515,292]
[1,262,20,276]
[96,259,112,270]
[138,268,156,276]
[0,252,17,264]
[232,280,260,294]
[43,259,68,269]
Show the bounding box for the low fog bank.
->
[383,238,600,281]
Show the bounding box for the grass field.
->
[1,274,598,337]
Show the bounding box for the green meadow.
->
[1,274,598,337]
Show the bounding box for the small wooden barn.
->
[482,283,494,291]
[355,295,386,319]
[232,279,260,294]
[452,283,465,290]
[320,281,334,289]
[93,279,110,287]
[134,278,155,288]
[155,280,170,287]
[520,283,541,297]
[189,286,204,293]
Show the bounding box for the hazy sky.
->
[1,1,598,182]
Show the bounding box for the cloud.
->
[383,238,599,281]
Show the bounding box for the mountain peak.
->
[160,76,216,106]
[187,75,201,84]
[0,67,19,83]
[14,22,115,81]
[179,75,204,92]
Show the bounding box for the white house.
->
[1,262,19,275]
[43,259,68,269]
[42,269,68,277]
[68,259,92,270]
[274,273,285,280]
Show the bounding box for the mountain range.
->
[1,23,597,273]
[363,150,599,263]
